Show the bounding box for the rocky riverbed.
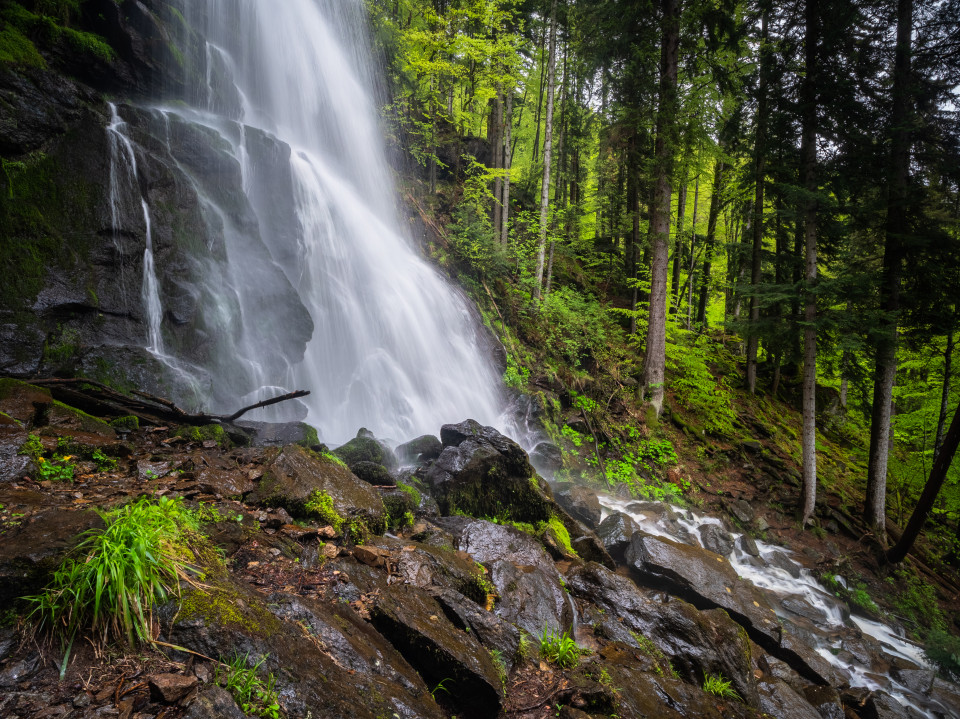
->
[0,378,958,719]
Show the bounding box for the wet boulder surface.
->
[0,399,958,719]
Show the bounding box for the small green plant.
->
[214,653,282,718]
[36,455,75,482]
[91,448,116,472]
[431,677,454,699]
[396,481,422,507]
[515,632,532,663]
[303,490,343,532]
[702,673,741,701]
[19,433,44,460]
[26,496,200,650]
[539,627,583,669]
[489,648,508,689]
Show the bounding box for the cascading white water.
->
[598,494,956,718]
[157,0,506,443]
[107,104,164,356]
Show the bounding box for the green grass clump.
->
[703,673,741,701]
[303,490,343,532]
[26,495,200,647]
[539,627,583,669]
[214,653,282,718]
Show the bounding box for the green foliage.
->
[214,653,282,718]
[540,286,623,369]
[702,673,741,701]
[18,433,44,460]
[36,455,75,482]
[26,496,200,646]
[303,490,344,532]
[539,627,583,669]
[889,569,947,634]
[924,630,960,681]
[664,326,737,436]
[91,448,116,472]
[489,648,508,689]
[109,415,140,432]
[396,481,422,507]
[173,423,230,447]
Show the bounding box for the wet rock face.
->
[370,583,504,718]
[567,562,759,708]
[758,679,823,719]
[441,518,572,636]
[162,574,445,719]
[698,523,735,556]
[0,508,104,604]
[334,429,400,472]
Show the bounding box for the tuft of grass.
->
[539,627,583,669]
[26,496,200,648]
[703,673,742,701]
[215,653,282,718]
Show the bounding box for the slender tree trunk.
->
[799,0,819,526]
[491,90,503,234]
[671,163,689,311]
[697,159,725,325]
[746,10,770,394]
[531,23,547,168]
[641,0,680,415]
[866,0,913,543]
[887,400,960,563]
[686,171,700,328]
[934,329,955,461]
[501,91,513,247]
[533,0,558,302]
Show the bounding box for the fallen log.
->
[14,376,310,428]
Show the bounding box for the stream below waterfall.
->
[596,493,957,718]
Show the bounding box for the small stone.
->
[148,673,198,703]
[320,543,339,559]
[73,692,93,708]
[318,525,337,539]
[268,548,281,557]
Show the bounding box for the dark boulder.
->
[555,484,602,529]
[698,524,735,556]
[234,420,319,448]
[737,533,761,558]
[396,434,443,465]
[431,587,520,674]
[184,687,246,719]
[802,686,845,719]
[595,511,641,563]
[370,583,504,718]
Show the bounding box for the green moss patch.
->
[173,423,230,447]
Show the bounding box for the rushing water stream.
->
[597,494,956,718]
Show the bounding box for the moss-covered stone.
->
[173,423,230,447]
[109,415,139,432]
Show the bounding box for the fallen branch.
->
[15,376,309,428]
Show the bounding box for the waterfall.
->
[134,0,505,443]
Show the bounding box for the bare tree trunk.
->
[697,159,725,325]
[501,90,513,247]
[491,90,503,235]
[799,0,819,527]
[533,0,558,302]
[866,0,913,543]
[746,10,770,394]
[641,0,680,415]
[686,170,700,328]
[888,400,960,563]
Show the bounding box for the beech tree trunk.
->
[866,0,913,542]
[671,162,689,311]
[533,0,558,302]
[799,0,819,526]
[501,91,513,247]
[746,10,770,394]
[934,329,954,460]
[640,0,680,415]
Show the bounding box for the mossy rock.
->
[109,415,139,432]
[0,379,51,424]
[43,400,116,438]
[173,423,230,447]
[251,444,386,536]
[333,429,398,471]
